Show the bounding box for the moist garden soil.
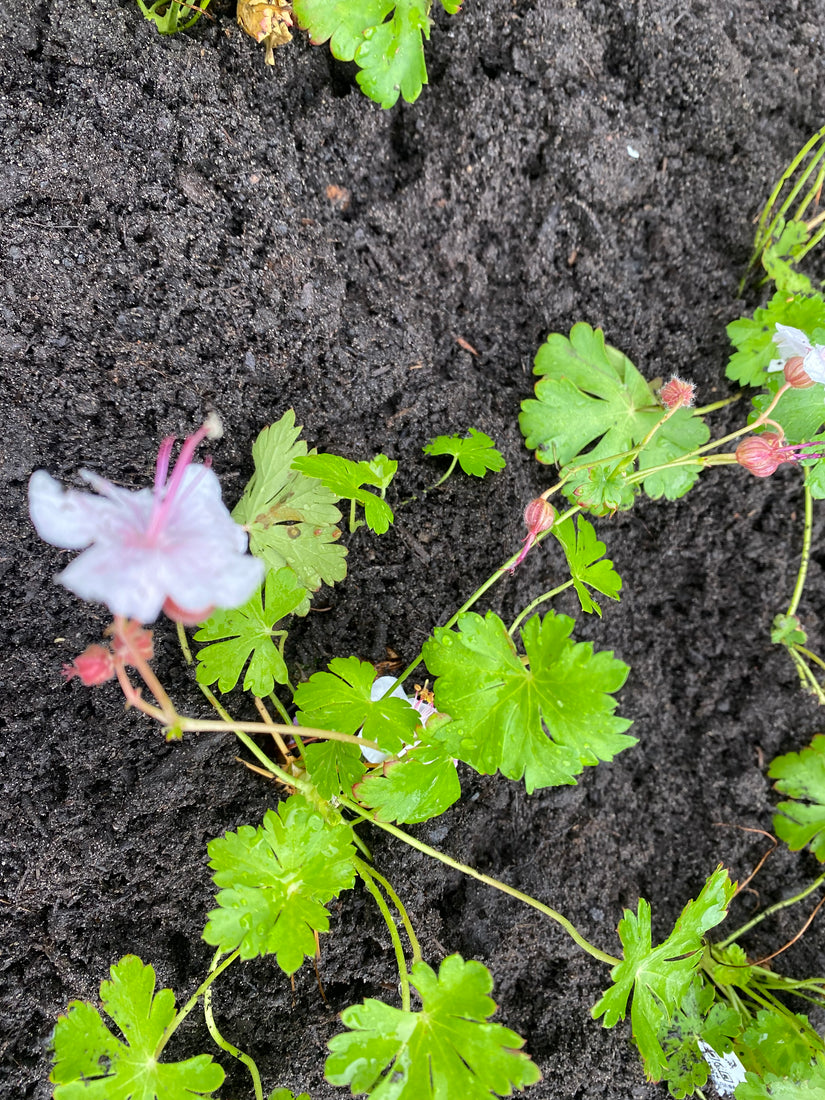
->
[3,1,825,1097]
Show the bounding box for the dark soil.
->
[4,1,825,1097]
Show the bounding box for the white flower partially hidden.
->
[29,424,264,624]
[361,675,437,764]
[768,323,825,384]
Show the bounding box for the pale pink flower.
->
[29,422,264,624]
[768,324,825,385]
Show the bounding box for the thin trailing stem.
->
[355,859,412,1011]
[268,690,293,726]
[156,948,240,1057]
[716,873,825,950]
[787,481,814,618]
[364,865,423,964]
[423,454,459,493]
[509,580,575,636]
[203,957,263,1100]
[343,798,619,966]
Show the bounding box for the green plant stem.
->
[796,645,825,673]
[787,482,814,618]
[203,956,263,1100]
[157,948,240,1057]
[343,798,619,966]
[355,859,412,1011]
[716,873,825,950]
[788,646,825,704]
[349,498,358,532]
[509,580,575,636]
[364,865,423,964]
[423,454,459,493]
[692,392,744,416]
[267,690,294,726]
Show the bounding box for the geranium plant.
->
[40,131,825,1099]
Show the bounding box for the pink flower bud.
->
[659,377,696,410]
[110,620,155,663]
[735,433,783,477]
[523,497,555,534]
[62,644,116,686]
[783,356,815,389]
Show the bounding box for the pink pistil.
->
[145,423,213,541]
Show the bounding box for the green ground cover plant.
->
[36,129,825,1100]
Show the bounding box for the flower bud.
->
[523,497,555,534]
[783,356,815,389]
[110,620,155,663]
[659,377,696,410]
[163,597,215,626]
[63,645,116,686]
[735,433,783,477]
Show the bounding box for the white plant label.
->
[697,1040,747,1096]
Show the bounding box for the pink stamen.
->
[146,423,212,541]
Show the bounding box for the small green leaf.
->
[709,943,753,989]
[293,0,391,59]
[194,568,307,696]
[292,453,396,534]
[355,738,461,823]
[423,429,507,478]
[50,955,224,1100]
[294,657,421,755]
[325,954,541,1097]
[204,795,357,972]
[637,408,710,501]
[768,735,825,861]
[738,1009,822,1081]
[520,323,661,467]
[304,739,366,801]
[726,293,825,387]
[422,610,634,793]
[552,515,621,616]
[771,613,808,647]
[562,461,639,515]
[268,1090,312,1100]
[233,412,347,604]
[657,977,740,1099]
[762,219,815,296]
[355,0,431,108]
[735,1056,825,1098]
[592,866,736,1082]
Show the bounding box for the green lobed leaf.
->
[423,429,507,477]
[761,219,815,296]
[51,955,224,1099]
[233,412,347,605]
[422,610,634,794]
[726,293,825,387]
[709,943,753,989]
[637,408,710,501]
[294,657,421,755]
[771,612,808,647]
[193,568,307,696]
[355,736,461,823]
[355,0,431,108]
[304,739,367,801]
[268,1091,312,1100]
[292,0,392,59]
[204,795,357,973]
[735,1056,825,1099]
[292,453,396,534]
[768,735,825,861]
[657,977,741,1099]
[592,866,736,1082]
[562,461,639,515]
[552,515,621,616]
[738,1009,822,1081]
[520,323,661,467]
[325,954,541,1097]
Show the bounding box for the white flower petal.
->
[804,346,825,386]
[58,545,168,622]
[29,471,117,550]
[773,323,812,361]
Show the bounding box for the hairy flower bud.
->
[63,644,116,686]
[783,356,815,389]
[659,377,696,410]
[735,433,783,477]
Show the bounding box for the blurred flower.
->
[768,324,825,386]
[62,644,116,686]
[29,420,264,624]
[361,676,437,764]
